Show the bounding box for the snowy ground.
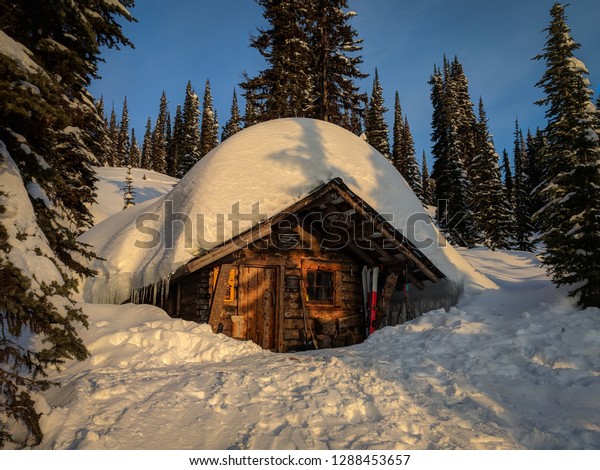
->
[89,166,177,225]
[37,247,600,450]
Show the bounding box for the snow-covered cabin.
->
[81,118,494,352]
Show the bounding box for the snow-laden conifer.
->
[200,79,219,158]
[365,69,390,159]
[471,98,514,249]
[533,3,600,307]
[177,82,202,177]
[0,0,134,447]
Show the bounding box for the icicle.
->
[164,276,171,307]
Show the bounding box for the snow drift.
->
[81,118,495,304]
[38,250,600,449]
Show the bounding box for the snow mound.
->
[65,303,265,375]
[81,118,494,304]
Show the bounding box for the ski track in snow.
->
[38,249,600,450]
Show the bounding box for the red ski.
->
[369,267,379,334]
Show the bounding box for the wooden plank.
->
[317,319,338,335]
[231,315,246,339]
[284,318,316,330]
[277,266,285,352]
[283,329,303,340]
[337,238,380,267]
[245,267,258,344]
[262,268,277,350]
[338,315,362,329]
[208,264,235,333]
[186,223,273,274]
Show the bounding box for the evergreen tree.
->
[309,1,367,126]
[402,118,422,200]
[213,109,220,147]
[200,80,219,158]
[167,105,184,177]
[0,0,134,447]
[122,166,135,209]
[501,149,513,205]
[165,109,172,170]
[449,57,478,176]
[421,151,435,206]
[241,0,367,129]
[241,0,313,121]
[471,98,514,249]
[346,108,363,136]
[533,3,600,307]
[243,91,259,128]
[429,60,478,247]
[512,120,534,251]
[93,96,111,166]
[151,91,168,174]
[364,69,390,159]
[115,97,130,166]
[391,92,406,174]
[107,106,119,166]
[525,128,546,225]
[140,117,153,170]
[222,90,243,141]
[128,128,141,168]
[177,81,202,177]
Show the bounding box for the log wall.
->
[168,242,365,352]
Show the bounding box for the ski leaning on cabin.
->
[362,266,379,337]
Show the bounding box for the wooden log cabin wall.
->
[130,178,447,353]
[164,224,365,352]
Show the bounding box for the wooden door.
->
[239,266,278,350]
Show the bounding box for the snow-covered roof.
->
[81,118,494,304]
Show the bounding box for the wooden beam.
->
[305,218,378,266]
[406,272,425,291]
[332,189,441,283]
[365,237,397,264]
[185,223,272,274]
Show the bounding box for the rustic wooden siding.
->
[172,269,211,323]
[167,224,366,352]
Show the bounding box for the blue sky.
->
[90,0,600,165]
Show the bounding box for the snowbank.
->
[38,249,600,449]
[81,118,494,304]
[65,303,266,374]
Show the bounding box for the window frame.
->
[301,260,341,308]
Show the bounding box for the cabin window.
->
[306,270,334,303]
